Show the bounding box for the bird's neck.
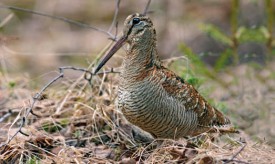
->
[121,39,161,78]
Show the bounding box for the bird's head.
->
[94,13,156,74]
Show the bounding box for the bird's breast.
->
[118,77,156,115]
[117,76,198,138]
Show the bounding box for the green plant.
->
[178,43,228,88]
[197,0,274,69]
[26,156,40,164]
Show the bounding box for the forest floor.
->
[0,61,275,163]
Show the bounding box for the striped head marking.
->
[94,13,156,74]
[123,13,155,43]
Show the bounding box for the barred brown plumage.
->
[94,13,235,139]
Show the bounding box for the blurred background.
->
[0,0,275,145]
[1,0,273,74]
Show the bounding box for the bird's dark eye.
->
[132,18,140,25]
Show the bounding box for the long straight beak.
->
[94,36,127,74]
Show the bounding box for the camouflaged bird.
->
[94,13,234,139]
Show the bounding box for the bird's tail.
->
[212,108,231,126]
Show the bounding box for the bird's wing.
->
[154,66,230,127]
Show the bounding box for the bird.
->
[94,13,235,139]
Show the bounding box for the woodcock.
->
[94,13,233,139]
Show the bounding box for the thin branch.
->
[115,22,119,37]
[222,143,247,163]
[0,5,117,40]
[0,109,25,154]
[0,109,13,123]
[108,0,121,35]
[0,13,14,28]
[230,143,247,161]
[143,0,152,15]
[224,159,250,164]
[28,66,119,116]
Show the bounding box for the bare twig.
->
[230,143,247,160]
[222,143,247,163]
[224,159,250,164]
[0,5,117,40]
[0,13,14,28]
[0,109,13,123]
[38,66,119,111]
[143,0,152,15]
[0,109,26,153]
[108,0,121,37]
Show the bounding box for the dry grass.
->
[1,63,275,163]
[0,1,274,163]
